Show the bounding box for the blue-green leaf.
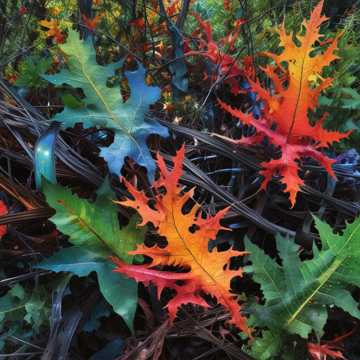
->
[38,247,137,330]
[43,29,168,180]
[34,124,60,189]
[39,180,144,330]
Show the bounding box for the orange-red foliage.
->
[219,0,350,206]
[112,146,250,335]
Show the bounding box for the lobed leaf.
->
[113,146,251,335]
[44,29,168,180]
[219,0,350,206]
[246,216,360,358]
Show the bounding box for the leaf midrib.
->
[0,303,27,315]
[72,53,147,161]
[285,220,360,327]
[285,26,312,144]
[170,202,230,302]
[58,200,117,256]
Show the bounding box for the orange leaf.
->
[219,0,350,206]
[113,146,250,335]
[82,14,102,31]
[39,19,65,44]
[224,0,231,11]
[166,0,181,17]
[6,74,17,84]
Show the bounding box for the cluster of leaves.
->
[0,282,51,351]
[319,8,360,145]
[1,0,360,359]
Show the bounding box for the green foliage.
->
[42,179,142,260]
[245,216,360,359]
[37,179,145,329]
[0,283,50,351]
[247,330,281,360]
[191,0,234,38]
[0,1,43,69]
[15,55,52,88]
[44,29,168,180]
[314,8,360,148]
[38,246,137,329]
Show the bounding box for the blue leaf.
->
[100,120,168,181]
[34,124,60,189]
[42,30,168,181]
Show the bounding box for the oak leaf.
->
[112,146,250,335]
[219,0,350,206]
[185,13,245,94]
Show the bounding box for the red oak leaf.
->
[218,0,350,206]
[185,13,246,94]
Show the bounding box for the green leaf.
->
[246,216,360,357]
[249,331,281,360]
[98,262,137,328]
[61,93,83,109]
[340,88,360,110]
[16,55,52,88]
[8,284,26,300]
[24,287,50,332]
[0,289,26,321]
[42,179,143,261]
[38,246,137,329]
[44,29,168,180]
[0,280,52,351]
[39,180,144,329]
